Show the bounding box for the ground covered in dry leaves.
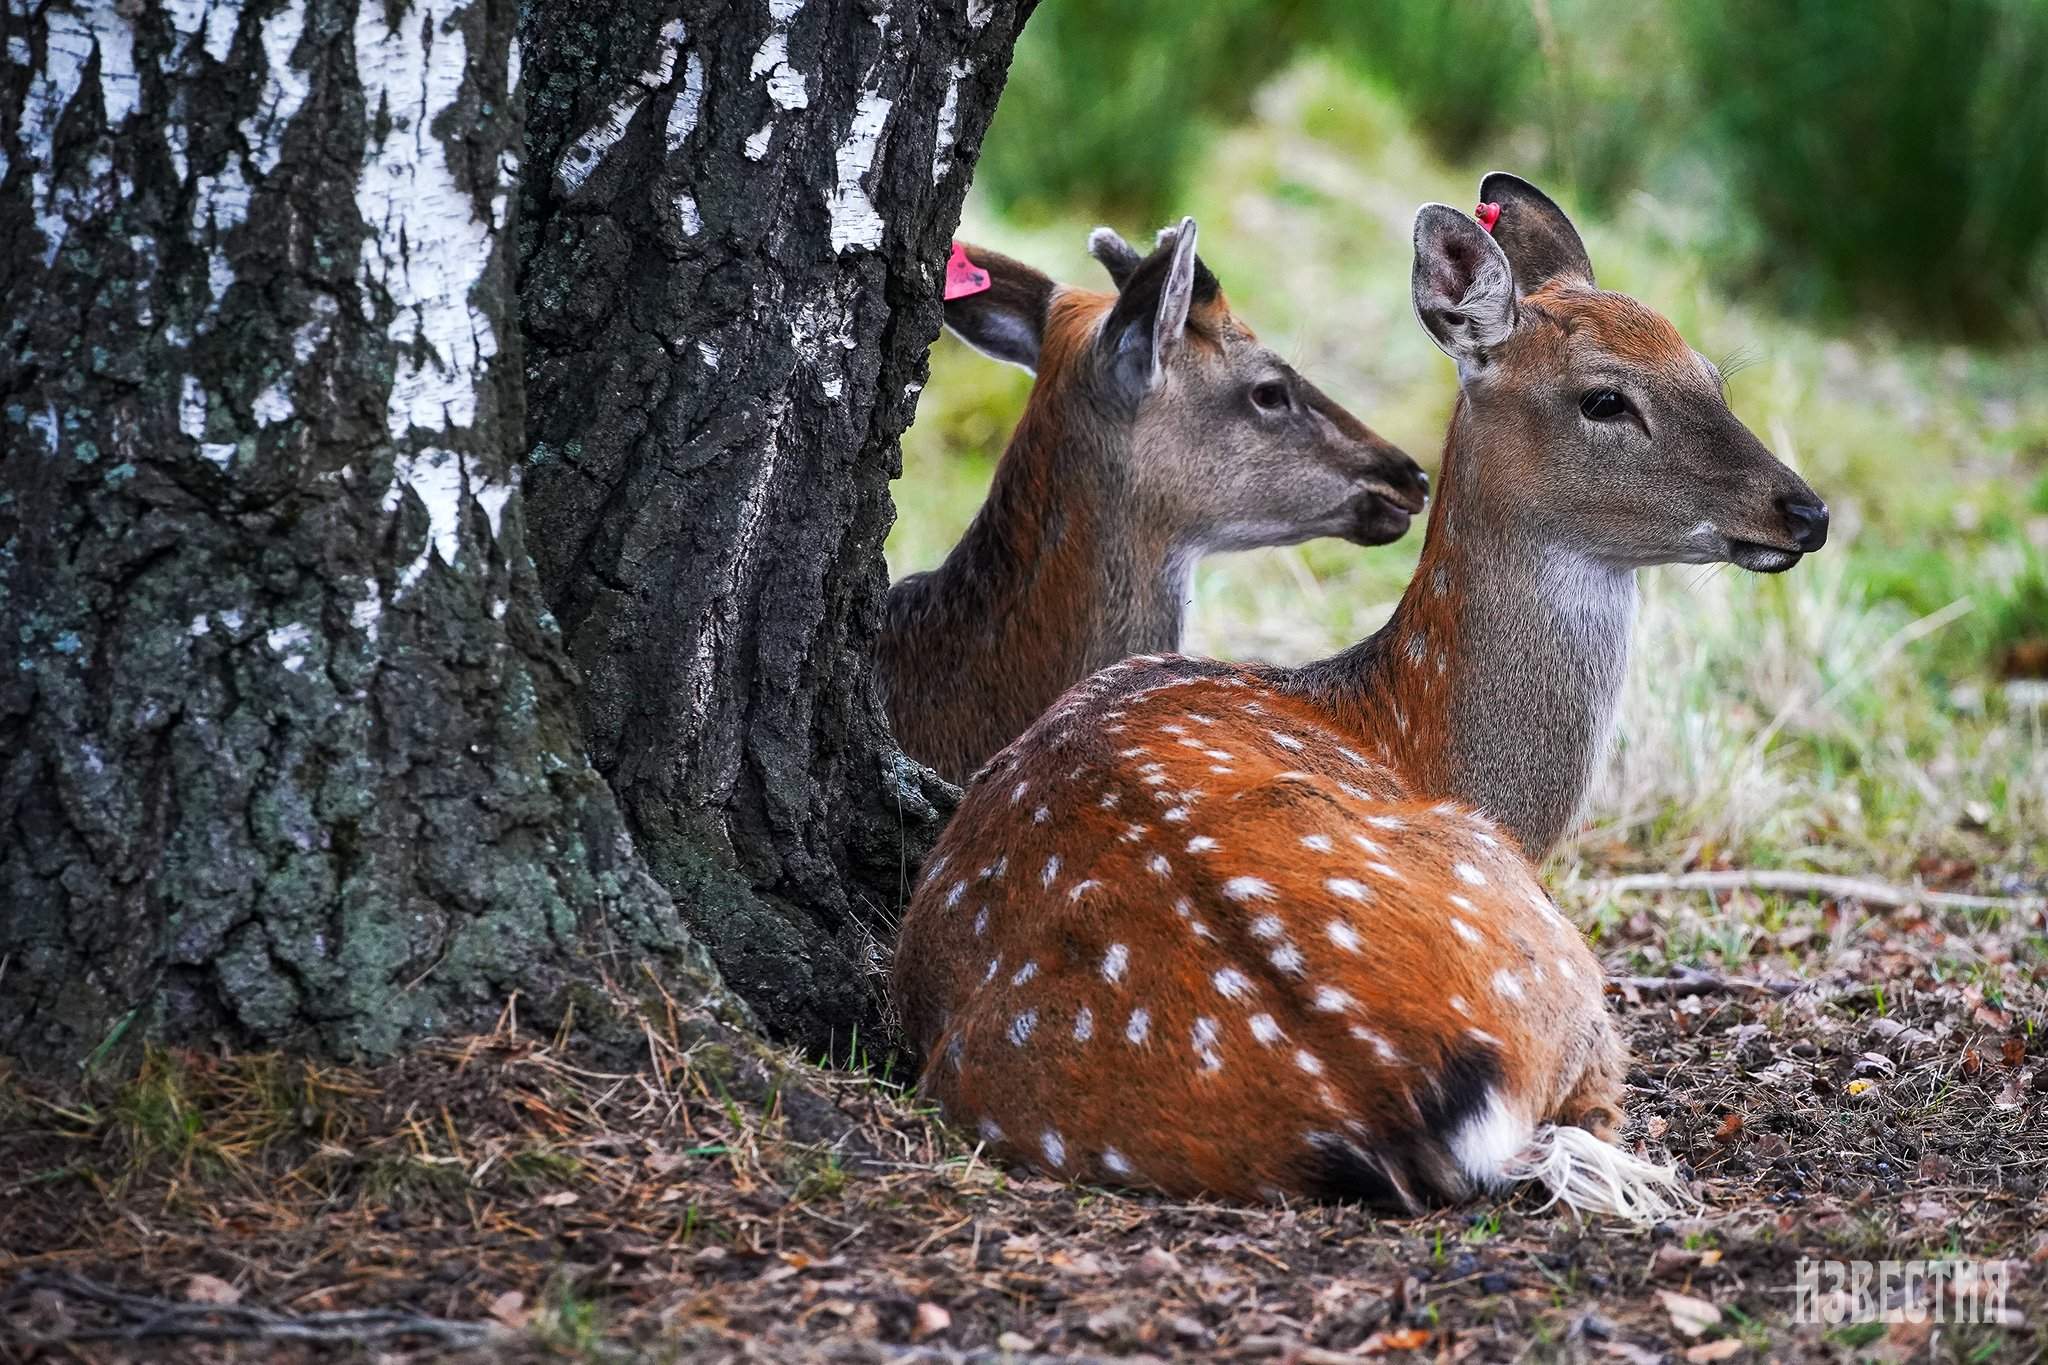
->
[3,882,2045,1364]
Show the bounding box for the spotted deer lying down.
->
[892,175,1829,1218]
[876,221,1428,785]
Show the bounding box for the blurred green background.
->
[894,0,2048,905]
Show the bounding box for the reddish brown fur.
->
[878,239,1423,785]
[893,656,1625,1206]
[893,185,1819,1211]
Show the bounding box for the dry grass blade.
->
[2,1271,495,1347]
[1589,869,2047,913]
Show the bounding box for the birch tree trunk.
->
[519,0,1035,1048]
[0,0,741,1069]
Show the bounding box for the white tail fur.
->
[1502,1124,1695,1223]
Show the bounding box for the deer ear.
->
[1411,204,1517,369]
[942,244,1056,373]
[1100,216,1201,396]
[1088,226,1142,289]
[1478,172,1594,292]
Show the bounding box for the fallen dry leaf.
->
[184,1274,240,1306]
[1649,1244,1702,1281]
[2001,1036,2027,1068]
[536,1190,578,1207]
[1684,1341,1744,1363]
[1659,1289,1722,1338]
[1712,1112,1744,1143]
[1963,1047,1984,1076]
[912,1302,950,1341]
[1844,1078,1877,1098]
[1360,1328,1432,1353]
[487,1290,529,1329]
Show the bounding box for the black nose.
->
[1779,496,1829,552]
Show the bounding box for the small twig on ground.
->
[0,1272,495,1348]
[1585,869,2046,914]
[1608,965,1800,999]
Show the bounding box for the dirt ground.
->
[2,884,2044,1365]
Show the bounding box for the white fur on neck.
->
[1534,546,1637,807]
[1532,546,1638,648]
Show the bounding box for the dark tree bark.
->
[518,0,1034,1047]
[0,0,744,1070]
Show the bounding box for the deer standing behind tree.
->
[876,222,1429,785]
[891,175,1829,1217]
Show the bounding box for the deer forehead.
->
[1525,287,1708,388]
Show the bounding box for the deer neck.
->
[1306,403,1638,858]
[928,402,1187,698]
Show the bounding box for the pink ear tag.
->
[944,241,991,300]
[1475,202,1502,234]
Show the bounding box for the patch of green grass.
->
[907,63,2048,891]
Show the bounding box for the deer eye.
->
[1250,380,1290,414]
[1579,389,1631,421]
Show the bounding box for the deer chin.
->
[1725,538,1803,574]
[1344,488,1422,547]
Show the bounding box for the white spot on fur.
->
[1269,944,1304,975]
[1249,1014,1283,1045]
[1041,855,1059,887]
[1010,960,1037,987]
[1326,920,1361,953]
[1186,835,1218,853]
[1268,730,1304,751]
[1313,986,1354,1013]
[1008,1009,1037,1045]
[1349,1025,1402,1064]
[1223,876,1275,902]
[1101,944,1128,983]
[1100,1146,1133,1176]
[1451,918,1481,945]
[1492,969,1524,1001]
[1454,862,1487,887]
[1326,878,1368,901]
[1191,1017,1223,1071]
[1073,1007,1094,1042]
[1301,834,1333,852]
[1040,1130,1065,1168]
[1213,968,1253,1000]
[1294,1050,1324,1076]
[1124,1008,1150,1044]
[978,1117,1003,1144]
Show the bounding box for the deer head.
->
[944,219,1430,551]
[1411,174,1828,573]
